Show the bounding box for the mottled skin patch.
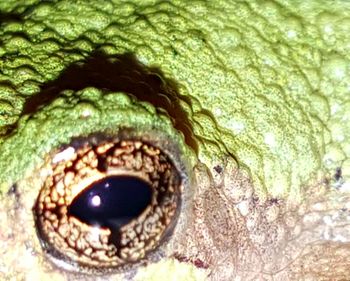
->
[0,1,350,280]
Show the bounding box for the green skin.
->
[0,0,350,280]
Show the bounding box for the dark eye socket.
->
[33,136,183,273]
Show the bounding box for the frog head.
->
[1,1,350,280]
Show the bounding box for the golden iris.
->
[33,136,183,273]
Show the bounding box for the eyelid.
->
[0,87,196,192]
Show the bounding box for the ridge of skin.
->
[0,1,350,280]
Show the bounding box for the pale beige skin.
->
[0,1,350,280]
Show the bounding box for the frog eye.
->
[33,136,183,273]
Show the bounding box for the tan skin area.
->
[1,1,350,280]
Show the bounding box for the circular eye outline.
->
[33,134,186,274]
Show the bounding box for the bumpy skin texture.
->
[0,1,350,280]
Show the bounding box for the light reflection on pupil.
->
[91,195,101,207]
[68,176,153,229]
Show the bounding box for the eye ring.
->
[33,134,184,273]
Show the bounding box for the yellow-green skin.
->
[0,1,350,280]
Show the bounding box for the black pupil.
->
[68,176,153,229]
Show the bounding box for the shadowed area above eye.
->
[0,11,23,23]
[21,52,198,154]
